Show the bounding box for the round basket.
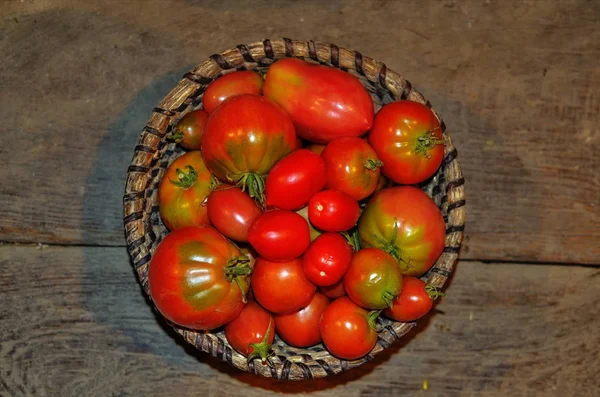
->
[123,38,466,380]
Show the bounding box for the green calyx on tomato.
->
[415,128,444,159]
[170,165,198,189]
[342,228,361,252]
[170,129,185,143]
[364,159,384,171]
[425,284,446,300]
[247,318,275,367]
[367,309,381,331]
[236,172,266,206]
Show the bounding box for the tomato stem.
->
[247,318,275,367]
[209,174,221,191]
[236,172,266,207]
[342,228,361,252]
[367,310,382,331]
[225,256,252,303]
[415,128,443,159]
[382,290,397,309]
[373,218,414,272]
[169,165,197,189]
[169,129,184,143]
[364,158,384,171]
[425,284,446,300]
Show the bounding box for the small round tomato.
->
[384,277,445,322]
[252,257,316,314]
[369,100,444,184]
[225,301,275,364]
[265,149,326,210]
[303,233,353,286]
[358,186,445,276]
[206,185,262,242]
[308,190,360,232]
[322,137,383,201]
[306,143,326,155]
[148,226,251,330]
[248,210,311,261]
[275,292,330,348]
[158,151,212,230]
[320,280,346,299]
[171,109,208,150]
[203,70,264,114]
[319,297,378,360]
[344,248,403,310]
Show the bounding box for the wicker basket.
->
[123,38,466,380]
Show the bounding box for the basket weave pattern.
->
[123,38,465,380]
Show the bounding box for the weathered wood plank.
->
[0,245,598,396]
[0,0,598,264]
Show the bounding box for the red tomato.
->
[322,137,382,201]
[148,226,250,330]
[369,100,444,184]
[303,233,353,286]
[358,186,445,276]
[275,292,330,348]
[158,151,212,230]
[252,257,316,313]
[319,297,378,360]
[384,277,444,322]
[265,149,326,210]
[306,144,325,155]
[171,109,208,150]
[225,301,275,364]
[344,248,403,310]
[308,190,360,232]
[320,280,346,299]
[248,210,311,261]
[263,58,374,143]
[206,185,262,242]
[201,94,296,202]
[203,70,264,114]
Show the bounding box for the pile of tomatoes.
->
[148,58,447,363]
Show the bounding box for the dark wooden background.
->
[1,1,598,396]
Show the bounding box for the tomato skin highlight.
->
[275,292,330,348]
[308,190,360,232]
[158,151,212,230]
[225,301,274,358]
[206,185,262,242]
[148,226,250,330]
[252,257,316,314]
[384,277,435,322]
[319,297,378,360]
[263,58,374,143]
[369,100,444,184]
[303,233,353,287]
[358,186,445,276]
[248,210,311,261]
[265,149,326,210]
[203,70,264,114]
[172,109,208,150]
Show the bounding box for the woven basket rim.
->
[123,38,466,381]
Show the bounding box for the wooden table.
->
[1,1,598,396]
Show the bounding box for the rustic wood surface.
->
[1,0,599,396]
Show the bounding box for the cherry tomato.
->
[206,185,262,242]
[225,301,275,364]
[252,257,316,314]
[171,109,208,150]
[203,70,264,114]
[322,137,382,201]
[201,94,296,202]
[263,58,374,143]
[158,151,212,230]
[369,100,444,184]
[358,186,445,276]
[384,277,444,322]
[148,226,251,330]
[319,297,378,360]
[265,149,326,210]
[344,248,403,310]
[303,233,353,286]
[275,292,330,348]
[320,279,346,299]
[306,143,325,155]
[248,210,311,261]
[308,190,360,232]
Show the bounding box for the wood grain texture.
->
[0,245,598,396]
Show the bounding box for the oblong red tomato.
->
[275,292,330,348]
[225,301,274,364]
[308,190,360,232]
[320,280,346,299]
[384,276,443,322]
[263,58,374,143]
[322,137,382,201]
[203,70,264,114]
[158,151,212,230]
[206,185,262,242]
[358,186,445,276]
[148,226,251,330]
[252,257,316,314]
[369,100,444,184]
[248,210,311,261]
[171,109,208,150]
[265,149,326,210]
[201,94,296,201]
[303,233,353,286]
